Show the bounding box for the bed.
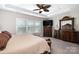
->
[0,34,50,54]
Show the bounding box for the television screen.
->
[43,20,53,26]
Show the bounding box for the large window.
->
[16,18,42,35]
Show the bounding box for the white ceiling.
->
[0,4,79,18]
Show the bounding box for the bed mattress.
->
[0,34,50,54]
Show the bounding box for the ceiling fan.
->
[33,4,51,13]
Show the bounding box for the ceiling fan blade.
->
[45,5,51,8]
[36,4,41,8]
[33,9,40,11]
[44,9,49,12]
[36,4,43,9]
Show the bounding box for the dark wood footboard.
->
[41,38,51,54]
[46,39,51,49]
[42,51,51,54]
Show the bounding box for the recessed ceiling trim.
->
[0,4,47,18]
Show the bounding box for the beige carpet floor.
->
[51,38,79,54]
[43,37,79,54]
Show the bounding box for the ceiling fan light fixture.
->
[39,11,42,13]
[33,4,51,13]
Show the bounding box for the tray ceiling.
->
[0,4,79,18]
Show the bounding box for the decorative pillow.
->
[0,33,10,50]
[1,31,12,38]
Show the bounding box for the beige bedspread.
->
[0,34,50,54]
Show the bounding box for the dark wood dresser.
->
[54,30,79,44]
[59,16,75,43]
[60,30,74,42]
[74,31,79,44]
[54,30,60,39]
[54,16,79,44]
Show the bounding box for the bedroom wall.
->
[0,9,44,36]
[50,8,79,31]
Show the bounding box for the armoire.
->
[43,20,53,37]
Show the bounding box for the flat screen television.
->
[43,20,53,26]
